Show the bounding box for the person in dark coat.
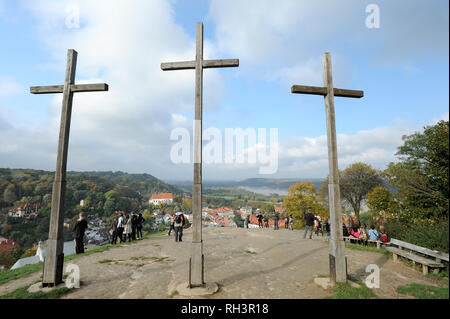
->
[73,212,88,254]
[136,213,145,239]
[174,212,185,242]
[343,223,350,237]
[257,213,263,228]
[131,212,138,241]
[111,216,118,244]
[303,209,315,239]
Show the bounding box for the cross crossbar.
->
[30,83,109,94]
[291,85,363,98]
[161,59,239,71]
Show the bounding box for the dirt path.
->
[0,227,443,298]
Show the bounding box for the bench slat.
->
[390,238,449,262]
[385,247,444,267]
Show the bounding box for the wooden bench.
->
[343,236,383,249]
[385,238,449,275]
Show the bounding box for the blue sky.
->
[0,0,448,181]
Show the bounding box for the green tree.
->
[321,162,383,225]
[385,120,449,223]
[3,184,17,204]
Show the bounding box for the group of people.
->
[303,209,331,239]
[111,211,146,244]
[343,223,388,246]
[167,212,186,242]
[242,213,294,230]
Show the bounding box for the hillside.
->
[0,168,180,249]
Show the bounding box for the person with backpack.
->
[257,213,263,228]
[303,209,315,239]
[174,212,185,242]
[263,214,269,228]
[136,212,145,239]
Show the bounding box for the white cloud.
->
[0,76,23,96]
[0,0,227,180]
[209,0,448,82]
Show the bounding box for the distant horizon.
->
[1,167,326,183]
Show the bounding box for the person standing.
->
[124,214,132,242]
[257,213,263,228]
[284,216,289,229]
[131,212,138,241]
[168,214,175,236]
[289,215,294,231]
[136,213,145,239]
[303,209,315,239]
[263,214,269,228]
[174,212,184,242]
[325,218,331,238]
[244,215,250,229]
[111,216,118,244]
[73,212,88,254]
[273,212,280,230]
[118,212,125,243]
[116,212,125,243]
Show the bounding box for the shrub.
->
[384,218,449,253]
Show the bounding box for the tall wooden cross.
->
[30,49,109,287]
[291,52,364,284]
[161,22,239,288]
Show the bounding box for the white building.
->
[149,193,174,205]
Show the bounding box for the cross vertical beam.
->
[30,49,108,287]
[192,22,204,287]
[322,53,347,284]
[291,52,364,284]
[161,22,239,288]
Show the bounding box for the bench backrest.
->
[390,238,449,262]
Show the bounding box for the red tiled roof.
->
[151,193,173,200]
[0,238,21,252]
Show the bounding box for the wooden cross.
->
[30,49,108,287]
[291,52,364,284]
[161,22,239,288]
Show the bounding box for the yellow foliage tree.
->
[282,182,328,229]
[142,209,151,220]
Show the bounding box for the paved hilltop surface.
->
[1,227,443,299]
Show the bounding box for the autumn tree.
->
[367,185,399,224]
[282,182,328,228]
